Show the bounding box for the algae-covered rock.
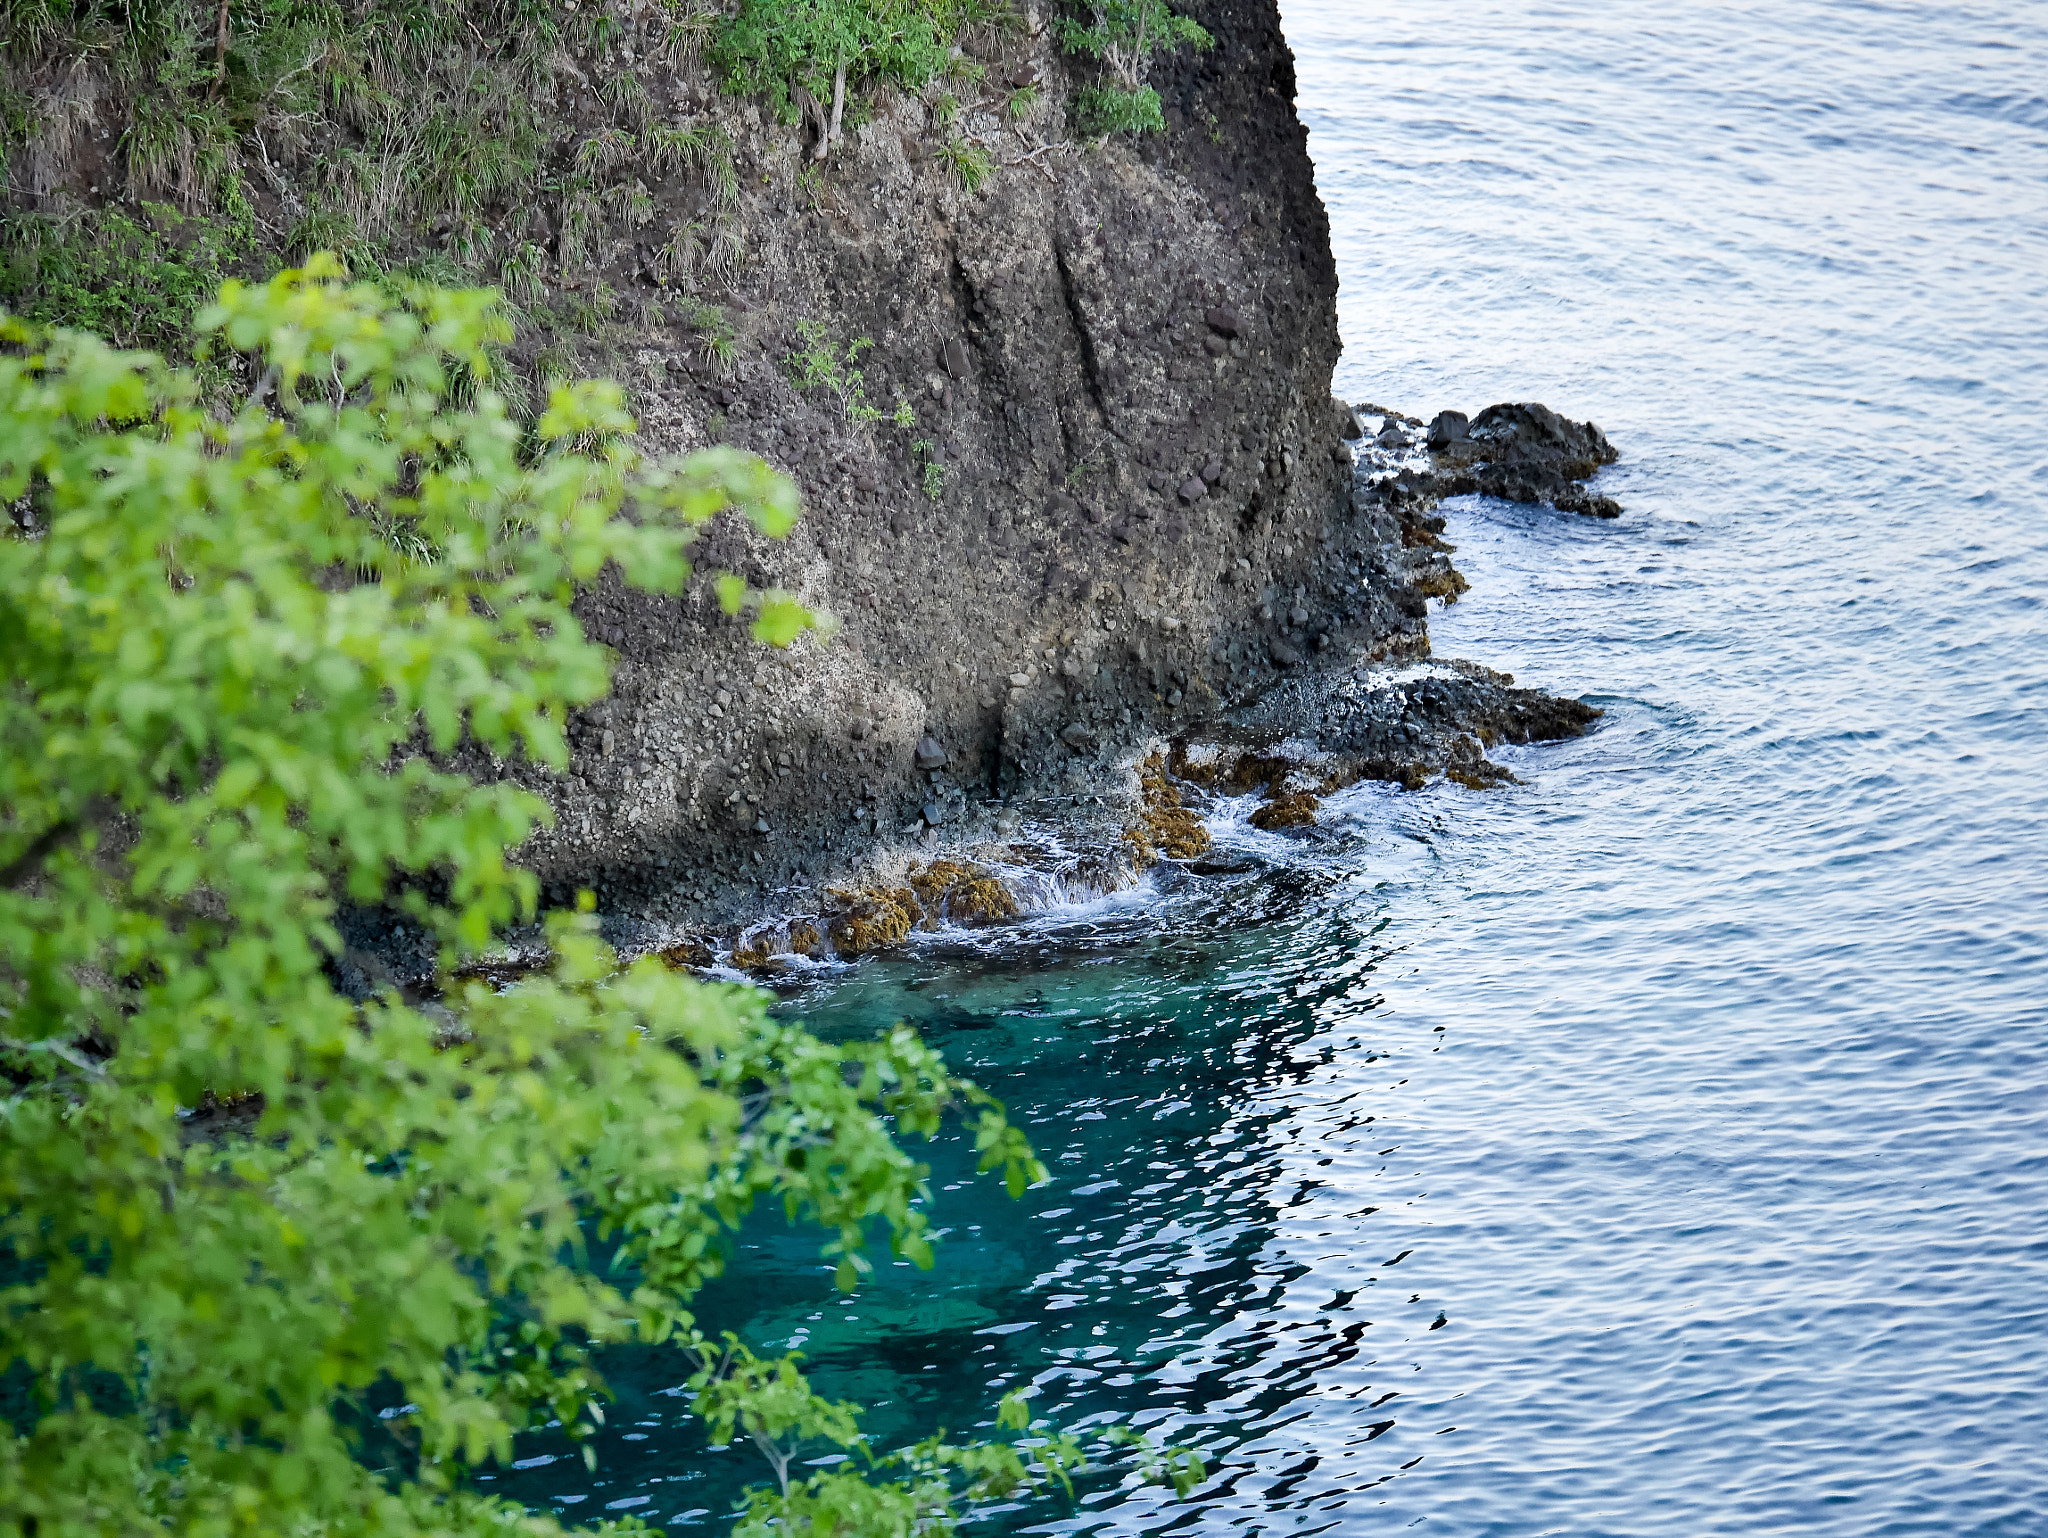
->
[824,886,925,956]
[654,938,717,971]
[1132,754,1211,861]
[1250,791,1320,829]
[730,929,785,969]
[906,860,1022,925]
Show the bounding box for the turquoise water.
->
[496,2,2048,1531]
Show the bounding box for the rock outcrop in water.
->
[1218,657,1603,793]
[1356,401,1624,519]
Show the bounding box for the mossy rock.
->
[654,937,718,971]
[1168,742,1226,784]
[905,860,1020,926]
[1446,762,1517,790]
[1226,752,1292,792]
[1128,753,1212,860]
[1250,790,1319,830]
[824,885,924,956]
[1140,803,1210,859]
[1413,565,1472,602]
[731,929,786,969]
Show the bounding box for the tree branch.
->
[213,0,231,91]
[0,816,79,890]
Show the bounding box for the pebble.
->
[1008,672,1031,688]
[1178,477,1207,502]
[1059,722,1094,747]
[1205,305,1241,338]
[914,735,948,770]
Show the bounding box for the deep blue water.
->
[496,2,2048,1531]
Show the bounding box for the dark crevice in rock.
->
[1050,234,1115,433]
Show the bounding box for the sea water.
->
[493,2,2048,1531]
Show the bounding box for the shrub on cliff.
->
[0,261,1198,1535]
[1057,0,1214,135]
[714,0,1000,147]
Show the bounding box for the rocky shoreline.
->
[300,0,1623,989]
[332,395,1617,993]
[629,650,1601,978]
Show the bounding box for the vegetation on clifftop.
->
[2,0,1215,388]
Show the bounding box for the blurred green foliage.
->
[0,261,1214,1536]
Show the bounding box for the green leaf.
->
[750,594,815,648]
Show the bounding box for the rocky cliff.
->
[477,0,1472,926]
[5,0,1597,950]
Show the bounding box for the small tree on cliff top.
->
[0,260,1199,1535]
[1058,0,1214,135]
[715,0,971,153]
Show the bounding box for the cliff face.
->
[501,0,1460,922]
[4,0,1469,930]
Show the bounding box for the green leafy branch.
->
[913,435,947,501]
[0,251,1203,1538]
[687,1342,1207,1531]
